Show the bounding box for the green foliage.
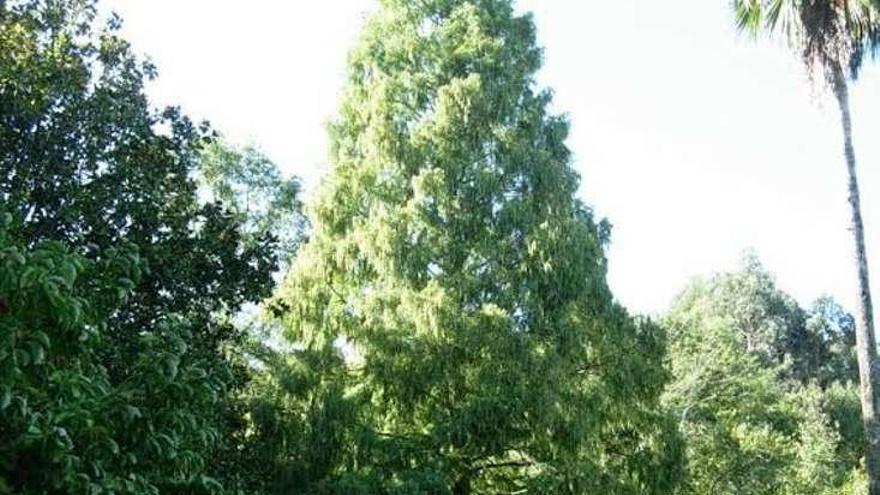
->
[270,0,682,492]
[0,0,280,340]
[806,297,859,386]
[0,1,303,492]
[664,256,863,495]
[5,0,870,493]
[198,140,306,268]
[0,221,225,493]
[220,341,358,494]
[732,0,880,82]
[667,253,856,385]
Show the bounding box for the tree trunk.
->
[833,65,880,495]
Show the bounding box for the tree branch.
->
[472,459,534,473]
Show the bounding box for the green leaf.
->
[26,423,42,437]
[59,260,77,287]
[118,277,135,290]
[19,266,40,288]
[33,331,50,349]
[9,251,25,266]
[165,355,180,379]
[0,388,11,410]
[15,348,30,367]
[124,405,142,420]
[30,342,45,365]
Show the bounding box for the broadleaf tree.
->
[198,140,306,269]
[0,217,228,494]
[664,256,864,494]
[271,0,683,492]
[0,1,303,491]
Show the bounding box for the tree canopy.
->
[664,255,863,495]
[0,1,302,492]
[270,1,682,492]
[1,0,877,493]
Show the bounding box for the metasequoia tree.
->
[273,0,681,492]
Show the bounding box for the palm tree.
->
[732,0,880,491]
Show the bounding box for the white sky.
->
[103,0,880,320]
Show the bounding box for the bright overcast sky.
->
[102,0,880,319]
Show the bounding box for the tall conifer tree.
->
[273,1,681,492]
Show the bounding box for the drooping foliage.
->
[733,0,880,83]
[270,0,683,492]
[3,0,873,493]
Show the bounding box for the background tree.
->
[807,296,859,386]
[198,140,306,270]
[0,1,303,491]
[271,0,683,492]
[732,1,880,490]
[667,253,856,385]
[0,0,283,364]
[664,316,842,495]
[190,140,308,493]
[664,256,864,494]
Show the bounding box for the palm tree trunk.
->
[833,65,880,495]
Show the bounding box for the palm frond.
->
[733,0,880,83]
[773,0,803,43]
[840,0,880,78]
[732,0,803,42]
[732,0,764,35]
[766,0,786,28]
